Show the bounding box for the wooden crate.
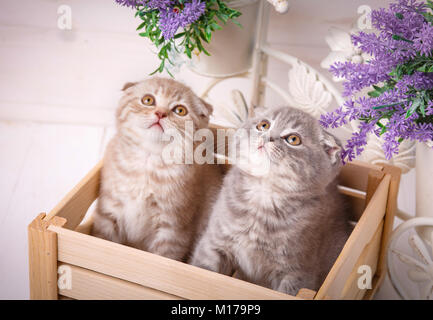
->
[28,160,401,300]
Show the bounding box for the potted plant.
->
[320,0,433,225]
[115,0,261,76]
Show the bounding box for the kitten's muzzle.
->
[148,110,168,131]
[257,136,274,150]
[155,110,167,119]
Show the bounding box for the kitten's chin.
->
[144,126,165,141]
[238,165,271,178]
[235,151,271,177]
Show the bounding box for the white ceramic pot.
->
[415,141,433,241]
[189,0,260,77]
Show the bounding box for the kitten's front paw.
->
[151,246,187,262]
[190,250,235,276]
[275,275,302,296]
[189,256,217,272]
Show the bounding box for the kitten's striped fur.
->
[92,78,222,261]
[191,106,351,294]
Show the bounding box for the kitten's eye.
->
[256,120,270,131]
[172,105,188,116]
[284,134,302,146]
[141,94,155,106]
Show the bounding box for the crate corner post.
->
[28,213,67,300]
[364,164,402,299]
[296,288,316,300]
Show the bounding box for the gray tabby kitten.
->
[190,106,351,295]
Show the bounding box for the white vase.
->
[189,0,260,77]
[415,141,433,242]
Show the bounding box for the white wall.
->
[0,0,395,125]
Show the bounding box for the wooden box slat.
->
[315,174,390,299]
[48,224,296,300]
[59,263,181,300]
[338,160,383,192]
[341,220,383,299]
[28,159,401,300]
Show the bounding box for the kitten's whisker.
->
[214,153,236,164]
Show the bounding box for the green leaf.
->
[136,21,146,31]
[210,21,222,31]
[406,98,421,118]
[368,90,381,98]
[392,34,414,43]
[185,44,192,59]
[199,29,209,43]
[158,59,165,73]
[417,64,428,72]
[194,35,210,56]
[395,12,404,19]
[376,121,388,135]
[173,32,185,39]
[166,68,174,78]
[373,85,384,93]
[420,101,426,117]
[205,25,212,42]
[373,101,405,110]
[231,19,242,28]
[149,66,160,75]
[216,11,229,23]
[368,84,393,97]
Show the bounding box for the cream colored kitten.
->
[91,78,223,262]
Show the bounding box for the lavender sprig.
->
[321,0,433,162]
[115,0,242,75]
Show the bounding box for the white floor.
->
[0,121,114,299]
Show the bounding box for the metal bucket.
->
[189,0,260,77]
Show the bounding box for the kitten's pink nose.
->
[155,111,167,119]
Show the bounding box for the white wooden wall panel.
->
[0,121,104,299]
[0,0,394,125]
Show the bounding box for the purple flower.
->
[145,0,176,10]
[159,0,206,39]
[340,121,378,163]
[426,101,433,115]
[115,0,144,8]
[115,0,207,40]
[413,23,433,56]
[395,72,433,91]
[115,0,176,9]
[321,0,433,162]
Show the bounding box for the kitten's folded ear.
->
[122,82,137,91]
[199,98,214,118]
[320,130,342,166]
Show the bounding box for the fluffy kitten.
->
[92,78,222,261]
[190,106,351,294]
